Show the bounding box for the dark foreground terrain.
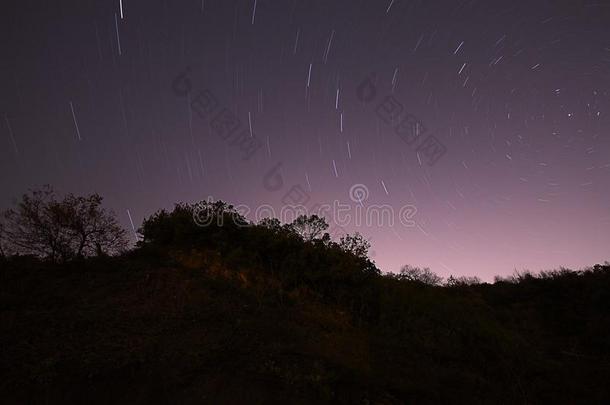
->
[1,206,609,404]
[2,258,609,404]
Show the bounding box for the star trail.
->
[1,0,609,279]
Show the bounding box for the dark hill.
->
[1,202,609,404]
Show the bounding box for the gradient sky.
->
[1,0,609,280]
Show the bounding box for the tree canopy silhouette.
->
[0,186,127,262]
[394,264,444,286]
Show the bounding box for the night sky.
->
[1,0,609,279]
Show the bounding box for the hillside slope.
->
[1,203,609,404]
[1,254,609,404]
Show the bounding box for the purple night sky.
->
[1,0,609,280]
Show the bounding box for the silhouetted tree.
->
[0,222,6,259]
[396,265,443,286]
[445,275,481,287]
[338,232,371,259]
[139,200,248,247]
[0,186,127,262]
[288,215,329,242]
[258,217,283,232]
